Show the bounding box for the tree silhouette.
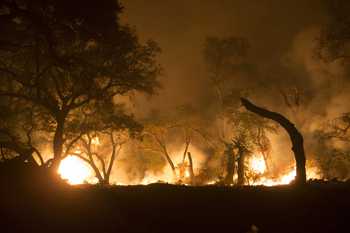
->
[0,0,163,174]
[315,112,350,180]
[241,98,306,185]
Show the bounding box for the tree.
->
[202,36,255,141]
[218,87,279,184]
[221,141,237,184]
[173,103,201,181]
[315,113,350,180]
[122,141,167,183]
[312,0,350,181]
[0,0,163,174]
[0,95,46,166]
[202,36,278,185]
[138,104,217,183]
[278,86,315,129]
[63,101,143,184]
[313,0,350,83]
[241,98,307,186]
[140,109,177,176]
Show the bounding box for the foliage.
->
[317,112,350,142]
[312,1,350,180]
[316,146,350,180]
[203,36,260,95]
[313,0,350,64]
[202,36,279,184]
[203,36,250,79]
[313,0,350,86]
[315,112,350,179]
[221,89,279,177]
[0,0,163,171]
[61,100,143,184]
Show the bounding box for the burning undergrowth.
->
[57,147,319,186]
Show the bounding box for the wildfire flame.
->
[57,146,299,186]
[58,137,101,184]
[248,154,296,186]
[58,155,95,184]
[250,155,267,174]
[91,137,100,146]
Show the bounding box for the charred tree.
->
[240,98,306,185]
[187,152,194,180]
[223,147,236,184]
[236,143,246,185]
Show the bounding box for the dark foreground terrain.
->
[1,178,350,233]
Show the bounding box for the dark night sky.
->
[119,0,329,116]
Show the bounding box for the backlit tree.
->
[0,0,163,174]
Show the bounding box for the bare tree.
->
[241,98,306,185]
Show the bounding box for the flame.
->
[57,136,100,184]
[249,154,296,186]
[249,155,267,174]
[58,155,95,184]
[56,149,299,186]
[261,168,296,186]
[91,137,100,145]
[140,180,155,185]
[139,179,171,185]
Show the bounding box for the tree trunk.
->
[260,146,271,174]
[237,145,246,185]
[182,139,191,164]
[224,148,236,184]
[187,152,194,180]
[164,150,177,176]
[90,161,104,184]
[50,117,65,173]
[8,147,36,164]
[240,98,306,185]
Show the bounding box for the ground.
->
[1,180,350,233]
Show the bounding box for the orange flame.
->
[58,155,95,184]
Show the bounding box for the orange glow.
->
[249,155,267,174]
[248,154,296,186]
[58,155,95,184]
[57,150,300,186]
[91,137,100,145]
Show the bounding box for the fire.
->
[91,137,100,145]
[249,155,267,174]
[58,155,95,184]
[58,136,101,184]
[248,154,297,186]
[56,149,299,186]
[140,180,156,185]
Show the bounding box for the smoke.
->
[281,27,322,87]
[93,0,350,182]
